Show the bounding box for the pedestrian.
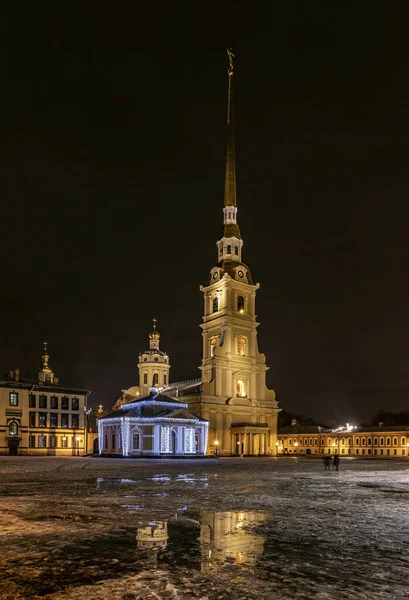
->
[324,455,331,470]
[333,453,340,471]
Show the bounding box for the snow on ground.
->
[1,456,409,599]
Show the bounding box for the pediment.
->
[165,408,200,421]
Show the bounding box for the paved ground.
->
[1,456,409,599]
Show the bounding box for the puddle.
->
[4,510,272,597]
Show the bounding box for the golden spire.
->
[149,317,160,340]
[224,48,237,209]
[41,341,50,369]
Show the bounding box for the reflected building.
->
[135,510,271,572]
[198,511,271,571]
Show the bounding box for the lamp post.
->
[76,436,81,457]
[294,441,298,455]
[214,440,219,457]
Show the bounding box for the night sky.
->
[1,2,409,424]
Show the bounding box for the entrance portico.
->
[230,423,270,456]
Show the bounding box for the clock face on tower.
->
[213,272,218,280]
[238,270,244,278]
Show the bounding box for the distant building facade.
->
[278,419,409,457]
[0,343,90,456]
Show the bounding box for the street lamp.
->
[76,436,81,457]
[214,440,219,457]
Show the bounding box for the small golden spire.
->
[41,341,50,369]
[149,318,160,341]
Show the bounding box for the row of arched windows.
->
[212,296,245,314]
[219,245,239,256]
[142,373,166,386]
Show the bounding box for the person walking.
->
[333,453,340,471]
[324,455,331,470]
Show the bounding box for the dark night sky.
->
[1,2,409,424]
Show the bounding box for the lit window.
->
[61,437,67,448]
[61,414,69,428]
[39,435,46,448]
[72,398,79,411]
[327,438,332,446]
[50,414,58,428]
[71,415,79,429]
[50,435,57,448]
[236,380,245,397]
[9,392,18,406]
[9,421,18,435]
[237,296,244,312]
[212,297,219,313]
[38,413,47,427]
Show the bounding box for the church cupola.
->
[138,318,170,396]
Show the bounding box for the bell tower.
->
[138,319,170,396]
[194,50,280,455]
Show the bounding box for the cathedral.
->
[98,51,280,457]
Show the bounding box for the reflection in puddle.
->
[135,510,271,572]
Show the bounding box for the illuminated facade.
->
[98,387,208,457]
[162,52,280,455]
[278,419,409,457]
[0,343,90,456]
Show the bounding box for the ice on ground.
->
[1,456,409,599]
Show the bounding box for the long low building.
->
[278,419,409,457]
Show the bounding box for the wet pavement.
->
[1,456,409,599]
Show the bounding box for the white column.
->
[153,425,160,455]
[177,427,184,454]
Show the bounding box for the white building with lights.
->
[98,387,208,457]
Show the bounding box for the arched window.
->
[288,438,293,446]
[393,437,398,446]
[355,437,360,446]
[367,437,372,446]
[164,374,167,385]
[237,296,244,312]
[235,246,239,255]
[220,247,223,256]
[341,437,345,446]
[386,437,391,446]
[309,438,313,446]
[212,297,218,313]
[143,373,148,384]
[327,437,332,446]
[361,438,366,446]
[153,373,159,386]
[236,380,245,397]
[347,437,352,446]
[237,336,246,356]
[380,437,384,446]
[314,438,318,446]
[227,245,231,254]
[9,421,18,436]
[373,437,378,446]
[401,437,406,446]
[132,432,140,451]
